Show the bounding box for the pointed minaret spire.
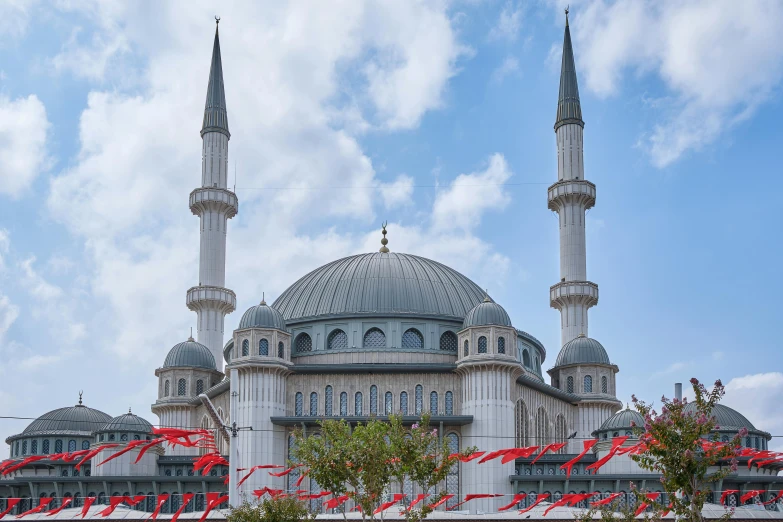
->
[202,17,230,138]
[555,6,583,130]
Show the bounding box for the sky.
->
[0,0,782,452]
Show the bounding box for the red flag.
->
[324,495,350,509]
[171,494,193,522]
[427,495,454,509]
[61,450,91,462]
[500,447,540,464]
[498,494,526,511]
[543,494,576,516]
[253,487,284,498]
[662,502,674,516]
[2,456,48,475]
[98,496,127,517]
[198,493,228,522]
[740,490,765,504]
[763,491,783,506]
[585,436,628,474]
[373,494,405,515]
[124,496,146,507]
[294,469,309,488]
[236,465,285,486]
[46,498,73,516]
[75,444,120,471]
[0,499,21,520]
[80,497,97,519]
[634,492,660,516]
[531,443,567,465]
[590,493,621,506]
[720,490,738,505]
[135,439,165,463]
[748,451,773,469]
[406,494,429,509]
[0,460,17,474]
[96,439,149,467]
[447,494,504,511]
[149,494,170,521]
[477,449,514,464]
[268,465,300,477]
[16,498,52,519]
[454,451,485,463]
[518,493,549,514]
[560,440,597,478]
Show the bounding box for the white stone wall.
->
[201,132,228,189]
[91,445,159,477]
[556,124,584,182]
[558,200,587,282]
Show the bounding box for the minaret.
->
[186,19,238,369]
[548,9,598,347]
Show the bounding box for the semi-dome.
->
[597,408,644,433]
[96,411,153,435]
[554,334,611,367]
[462,298,512,329]
[273,252,487,324]
[163,337,216,370]
[238,300,287,330]
[8,400,112,441]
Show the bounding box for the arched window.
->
[82,440,90,449]
[340,392,348,416]
[463,340,469,356]
[278,341,285,358]
[535,356,540,372]
[555,415,567,451]
[445,391,454,415]
[295,333,312,353]
[721,435,729,443]
[55,440,62,453]
[178,379,187,396]
[310,392,318,416]
[21,441,27,455]
[430,391,438,413]
[68,440,76,452]
[401,328,424,349]
[363,328,386,348]
[515,400,529,447]
[400,392,408,415]
[584,375,593,393]
[241,339,249,356]
[385,392,393,414]
[42,440,49,454]
[287,434,300,492]
[445,433,460,508]
[196,379,204,395]
[355,392,363,416]
[259,339,269,355]
[325,386,333,416]
[601,376,608,394]
[415,385,423,415]
[295,392,303,416]
[535,407,549,446]
[109,434,115,441]
[478,336,487,353]
[522,349,530,367]
[31,440,37,454]
[566,376,574,393]
[328,329,348,350]
[440,331,457,351]
[370,386,378,415]
[164,380,170,397]
[497,337,505,354]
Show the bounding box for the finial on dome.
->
[379,221,390,253]
[188,327,194,342]
[78,390,83,406]
[483,290,491,303]
[215,15,220,25]
[565,5,569,26]
[577,332,586,338]
[129,406,132,414]
[260,292,266,306]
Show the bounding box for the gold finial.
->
[379,221,390,253]
[261,292,266,306]
[215,16,220,25]
[483,289,491,303]
[188,327,195,342]
[78,391,83,406]
[577,332,586,338]
[565,5,569,26]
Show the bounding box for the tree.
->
[227,497,312,522]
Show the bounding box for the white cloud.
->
[0,294,19,343]
[491,55,520,84]
[650,360,687,379]
[0,228,9,270]
[0,95,50,197]
[19,354,63,371]
[568,0,783,167]
[50,26,130,81]
[379,175,414,209]
[723,373,783,451]
[489,1,523,42]
[432,153,512,232]
[0,0,35,41]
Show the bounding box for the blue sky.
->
[0,0,782,449]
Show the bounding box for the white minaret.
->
[548,10,598,348]
[186,19,238,369]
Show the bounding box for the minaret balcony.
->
[549,280,599,309]
[189,187,239,218]
[186,285,236,314]
[547,179,595,211]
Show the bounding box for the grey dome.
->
[462,298,512,329]
[273,252,487,323]
[683,403,758,432]
[223,338,234,364]
[554,335,611,367]
[163,338,216,370]
[13,403,112,440]
[238,301,287,330]
[598,408,644,432]
[96,412,153,434]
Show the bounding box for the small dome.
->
[238,300,287,330]
[462,298,512,329]
[6,399,112,442]
[223,338,234,364]
[163,338,216,370]
[96,412,153,435]
[598,408,644,432]
[554,334,611,367]
[683,403,758,432]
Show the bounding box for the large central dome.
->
[273,252,488,324]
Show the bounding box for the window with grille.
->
[121,434,128,441]
[515,400,529,447]
[287,434,300,494]
[196,380,204,395]
[478,336,487,353]
[295,392,303,416]
[259,339,269,355]
[401,328,423,349]
[601,376,607,394]
[328,329,348,350]
[164,380,170,397]
[241,339,249,356]
[445,391,453,415]
[370,386,378,415]
[363,328,386,348]
[415,385,423,414]
[463,340,469,356]
[310,392,318,416]
[440,331,457,351]
[178,379,187,396]
[296,333,312,353]
[55,440,62,453]
[430,391,438,413]
[42,440,49,454]
[31,440,37,454]
[340,392,348,416]
[400,392,408,415]
[498,337,505,354]
[584,375,592,393]
[325,386,333,416]
[445,433,459,508]
[21,441,27,455]
[68,440,76,452]
[385,392,393,414]
[278,342,284,358]
[567,376,574,393]
[522,349,530,367]
[355,392,363,416]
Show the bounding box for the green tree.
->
[227,497,312,522]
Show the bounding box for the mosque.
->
[2,14,781,518]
